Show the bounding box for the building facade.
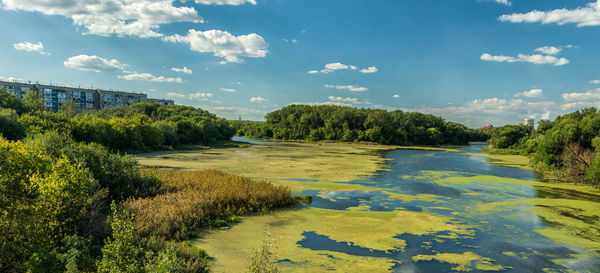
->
[1,80,174,111]
[524,118,535,127]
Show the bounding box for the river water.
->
[296,143,600,272]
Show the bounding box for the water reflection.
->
[296,144,600,272]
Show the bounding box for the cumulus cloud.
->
[393,94,400,98]
[250,96,267,102]
[64,55,126,72]
[13,41,49,55]
[360,66,378,74]
[590,79,600,84]
[1,0,204,38]
[171,66,192,74]
[494,0,511,5]
[328,96,359,104]
[309,62,378,74]
[480,52,569,66]
[535,46,562,55]
[167,91,213,100]
[193,0,256,5]
[409,97,557,127]
[163,29,269,64]
[166,92,186,98]
[562,88,600,102]
[325,84,368,92]
[0,76,22,82]
[118,72,182,83]
[515,88,544,98]
[499,0,600,27]
[220,88,236,92]
[189,92,213,98]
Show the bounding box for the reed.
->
[125,169,295,240]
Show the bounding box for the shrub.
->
[247,226,280,273]
[125,169,295,240]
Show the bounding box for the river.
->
[141,139,600,272]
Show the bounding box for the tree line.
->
[486,108,600,187]
[236,104,487,145]
[0,88,235,152]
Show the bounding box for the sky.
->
[1,0,600,127]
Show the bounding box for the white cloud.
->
[64,55,126,72]
[494,0,511,5]
[480,53,569,66]
[560,88,600,111]
[118,72,182,83]
[171,66,192,74]
[393,94,400,98]
[499,0,600,27]
[325,84,368,92]
[590,79,600,84]
[13,41,49,55]
[163,29,268,64]
[0,76,22,82]
[189,92,213,98]
[328,96,359,104]
[535,46,562,55]
[518,54,569,66]
[167,91,214,100]
[166,92,186,98]
[515,88,544,98]
[360,66,378,74]
[281,38,298,44]
[480,53,517,63]
[193,0,256,5]
[408,97,557,127]
[220,88,236,92]
[250,96,267,102]
[310,62,371,74]
[561,88,600,102]
[1,0,204,38]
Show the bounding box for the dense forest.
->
[486,108,600,187]
[0,88,295,272]
[236,104,487,145]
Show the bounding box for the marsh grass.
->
[125,169,295,240]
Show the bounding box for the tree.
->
[0,108,25,140]
[22,90,45,113]
[97,202,145,273]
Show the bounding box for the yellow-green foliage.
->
[0,137,97,270]
[125,169,295,240]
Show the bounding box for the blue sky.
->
[1,0,600,127]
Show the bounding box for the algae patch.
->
[411,252,507,272]
[194,207,473,272]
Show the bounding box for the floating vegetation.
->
[139,141,600,272]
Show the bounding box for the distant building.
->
[480,124,493,130]
[1,80,174,111]
[524,118,535,127]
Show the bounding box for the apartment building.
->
[1,80,174,111]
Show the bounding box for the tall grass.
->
[125,169,295,240]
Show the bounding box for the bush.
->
[125,169,295,240]
[0,108,25,140]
